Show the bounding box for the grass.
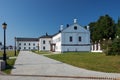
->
[46,52,120,73]
[0,50,19,57]
[2,59,16,74]
[0,50,19,74]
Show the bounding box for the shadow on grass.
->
[2,59,16,74]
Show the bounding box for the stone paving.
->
[0,75,110,80]
[0,51,120,80]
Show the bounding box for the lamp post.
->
[14,37,16,56]
[2,22,7,65]
[38,43,39,52]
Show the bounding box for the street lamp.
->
[14,37,16,56]
[38,43,39,52]
[2,22,7,65]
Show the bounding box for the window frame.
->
[74,26,77,30]
[33,43,35,46]
[43,46,45,50]
[29,47,31,50]
[24,47,26,50]
[19,43,21,46]
[43,40,45,44]
[69,36,73,42]
[24,43,26,46]
[78,36,82,42]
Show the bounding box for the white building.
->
[16,19,91,52]
[50,19,90,52]
[39,33,52,51]
[16,38,39,51]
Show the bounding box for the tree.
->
[89,14,116,42]
[89,22,97,42]
[111,38,120,55]
[116,17,120,37]
[97,15,115,39]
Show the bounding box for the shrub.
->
[111,38,120,55]
[105,38,120,56]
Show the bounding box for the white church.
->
[16,19,92,52]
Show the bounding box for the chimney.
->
[46,32,48,36]
[74,19,77,23]
[66,24,69,27]
[87,26,89,30]
[60,25,63,31]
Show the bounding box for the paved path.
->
[0,51,120,80]
[1,75,112,80]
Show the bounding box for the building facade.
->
[50,19,90,52]
[16,38,39,51]
[16,19,91,52]
[39,34,52,51]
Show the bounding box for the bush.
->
[111,38,120,55]
[105,38,120,55]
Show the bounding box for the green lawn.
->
[0,51,19,74]
[0,51,19,57]
[2,59,16,74]
[46,52,120,73]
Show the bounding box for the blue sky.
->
[0,0,120,45]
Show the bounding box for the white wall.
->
[17,41,38,50]
[15,22,90,52]
[62,32,90,44]
[52,33,61,52]
[62,46,90,52]
[39,38,52,51]
[60,24,90,52]
[61,32,90,52]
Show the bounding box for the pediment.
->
[62,23,89,33]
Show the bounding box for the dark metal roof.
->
[16,37,39,41]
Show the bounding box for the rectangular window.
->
[33,43,35,46]
[24,43,26,46]
[24,47,26,50]
[29,47,31,50]
[79,36,82,42]
[69,36,72,42]
[19,47,21,50]
[19,43,21,46]
[43,46,45,50]
[33,47,35,49]
[29,43,30,46]
[43,40,45,44]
